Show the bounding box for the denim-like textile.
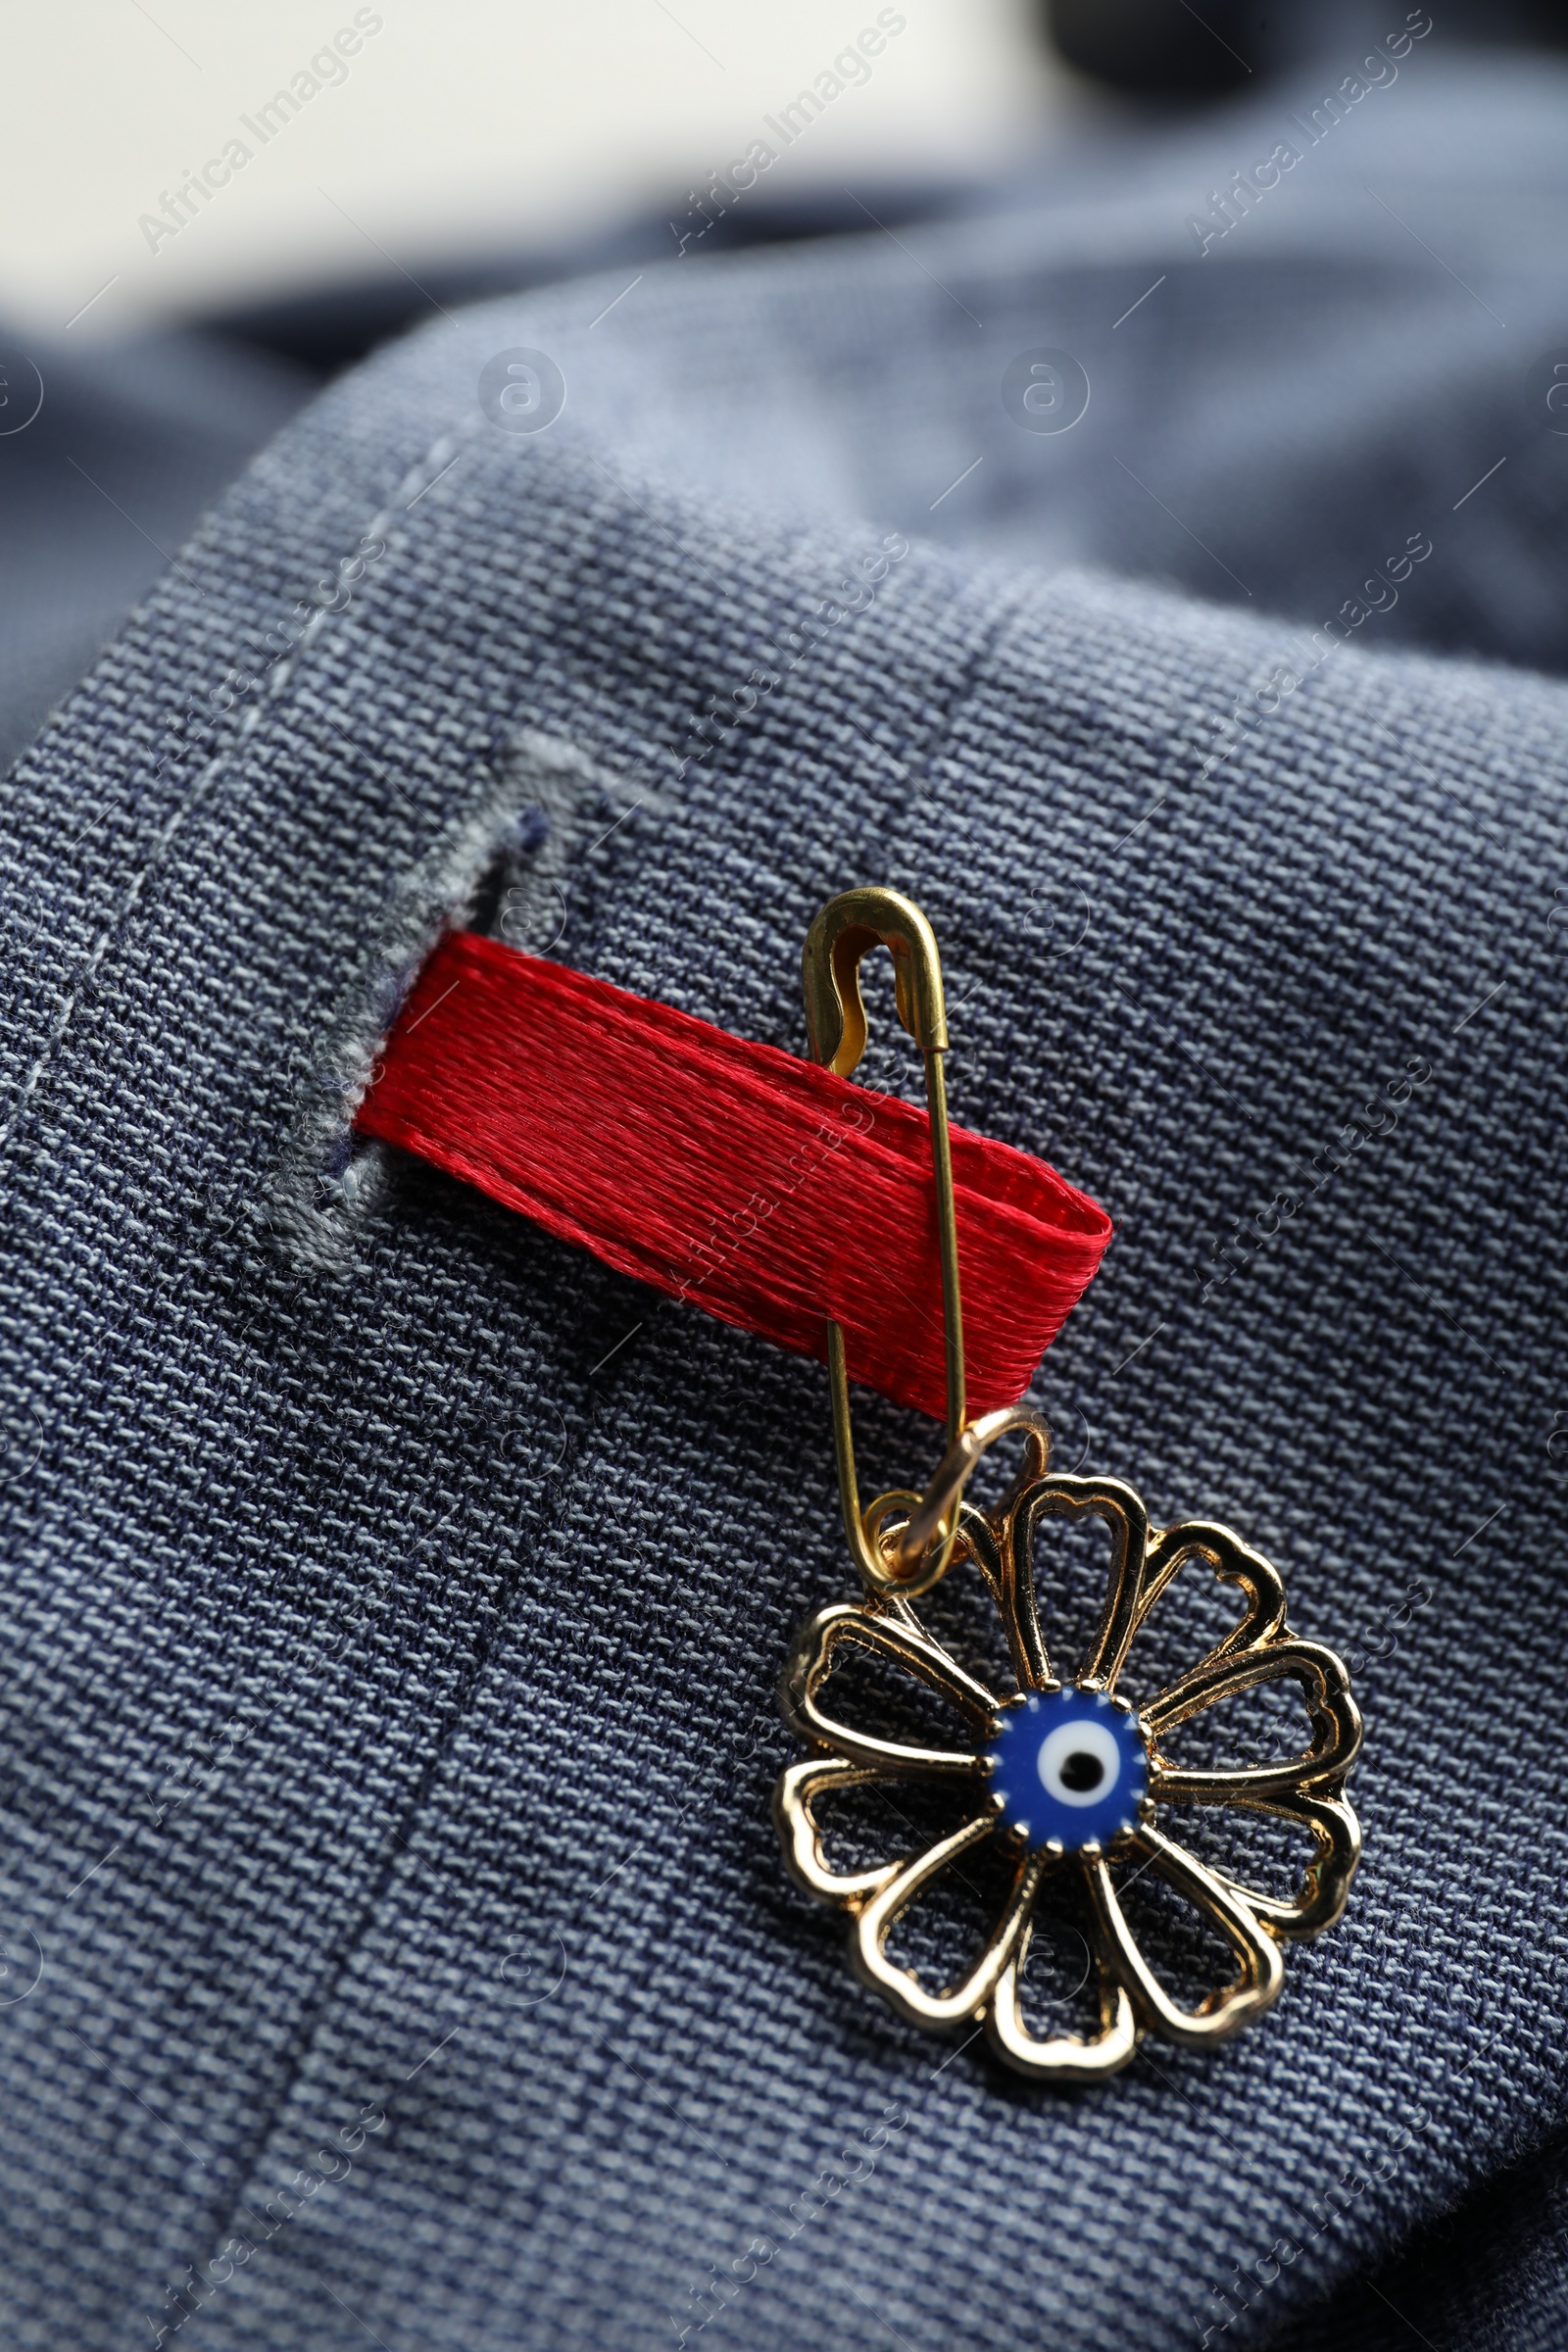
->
[1,49,1565,2352]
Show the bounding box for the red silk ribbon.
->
[357,932,1111,1420]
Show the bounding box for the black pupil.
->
[1060,1748,1105,1792]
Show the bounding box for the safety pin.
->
[802,887,1046,1597]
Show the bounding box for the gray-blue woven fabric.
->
[1,45,1565,2352]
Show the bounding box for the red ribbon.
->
[357,932,1111,1420]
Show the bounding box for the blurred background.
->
[3,0,1058,343]
[4,0,1567,763]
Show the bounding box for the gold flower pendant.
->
[774,1425,1361,2081]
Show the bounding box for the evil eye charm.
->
[987,1687,1149,1852]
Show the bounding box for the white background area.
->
[2,1,1068,334]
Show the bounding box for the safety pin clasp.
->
[802,886,980,1598]
[802,887,949,1075]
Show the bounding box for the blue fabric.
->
[0,330,312,772]
[1,46,1566,2351]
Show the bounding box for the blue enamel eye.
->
[987,1687,1149,1851]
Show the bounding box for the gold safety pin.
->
[803,887,1047,1599]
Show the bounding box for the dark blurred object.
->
[1045,0,1281,94]
[1043,0,1568,95]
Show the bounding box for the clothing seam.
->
[174,833,650,2323]
[0,413,485,1163]
[175,1377,616,2324]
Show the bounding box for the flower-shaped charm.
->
[774,1459,1361,2081]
